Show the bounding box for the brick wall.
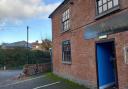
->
[51,0,128,89]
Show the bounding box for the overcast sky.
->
[0,0,63,44]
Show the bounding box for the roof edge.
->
[49,0,70,18]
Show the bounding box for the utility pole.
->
[27,26,29,64]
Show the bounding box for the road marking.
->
[0,75,46,88]
[33,82,60,89]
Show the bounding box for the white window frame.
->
[62,9,70,32]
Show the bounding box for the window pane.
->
[103,0,107,4]
[67,21,69,30]
[98,0,102,6]
[65,21,67,30]
[108,1,113,9]
[103,4,107,11]
[65,15,67,21]
[67,9,69,19]
[64,12,66,17]
[65,11,68,20]
[64,22,66,30]
[64,12,66,20]
[67,21,68,30]
[62,14,65,21]
[113,0,119,6]
[62,13,64,18]
[98,6,103,13]
[63,13,66,22]
[63,17,65,22]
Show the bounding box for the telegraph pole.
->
[27,26,29,64]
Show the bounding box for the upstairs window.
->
[97,0,119,15]
[62,9,70,32]
[62,40,71,64]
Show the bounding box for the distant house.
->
[49,0,128,89]
[1,41,32,49]
[31,40,52,51]
[31,41,43,51]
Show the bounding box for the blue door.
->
[96,41,117,89]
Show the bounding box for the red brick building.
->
[49,0,128,89]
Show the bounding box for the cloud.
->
[0,0,60,24]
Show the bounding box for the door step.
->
[105,84,117,89]
[105,86,117,89]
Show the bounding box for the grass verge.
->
[46,72,89,89]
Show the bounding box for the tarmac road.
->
[0,70,63,89]
[0,70,87,89]
[0,70,22,85]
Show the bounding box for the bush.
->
[0,48,51,69]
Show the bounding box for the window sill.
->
[95,6,120,19]
[62,61,72,65]
[61,29,70,34]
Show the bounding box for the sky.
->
[0,0,63,44]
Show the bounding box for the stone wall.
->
[23,63,51,76]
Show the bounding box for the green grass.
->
[46,73,89,89]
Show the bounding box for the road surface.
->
[0,70,63,89]
[0,70,22,85]
[0,70,87,89]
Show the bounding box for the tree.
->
[41,39,52,51]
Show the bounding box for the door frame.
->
[95,39,119,89]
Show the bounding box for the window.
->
[97,0,119,14]
[124,46,128,64]
[62,40,71,64]
[62,9,70,32]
